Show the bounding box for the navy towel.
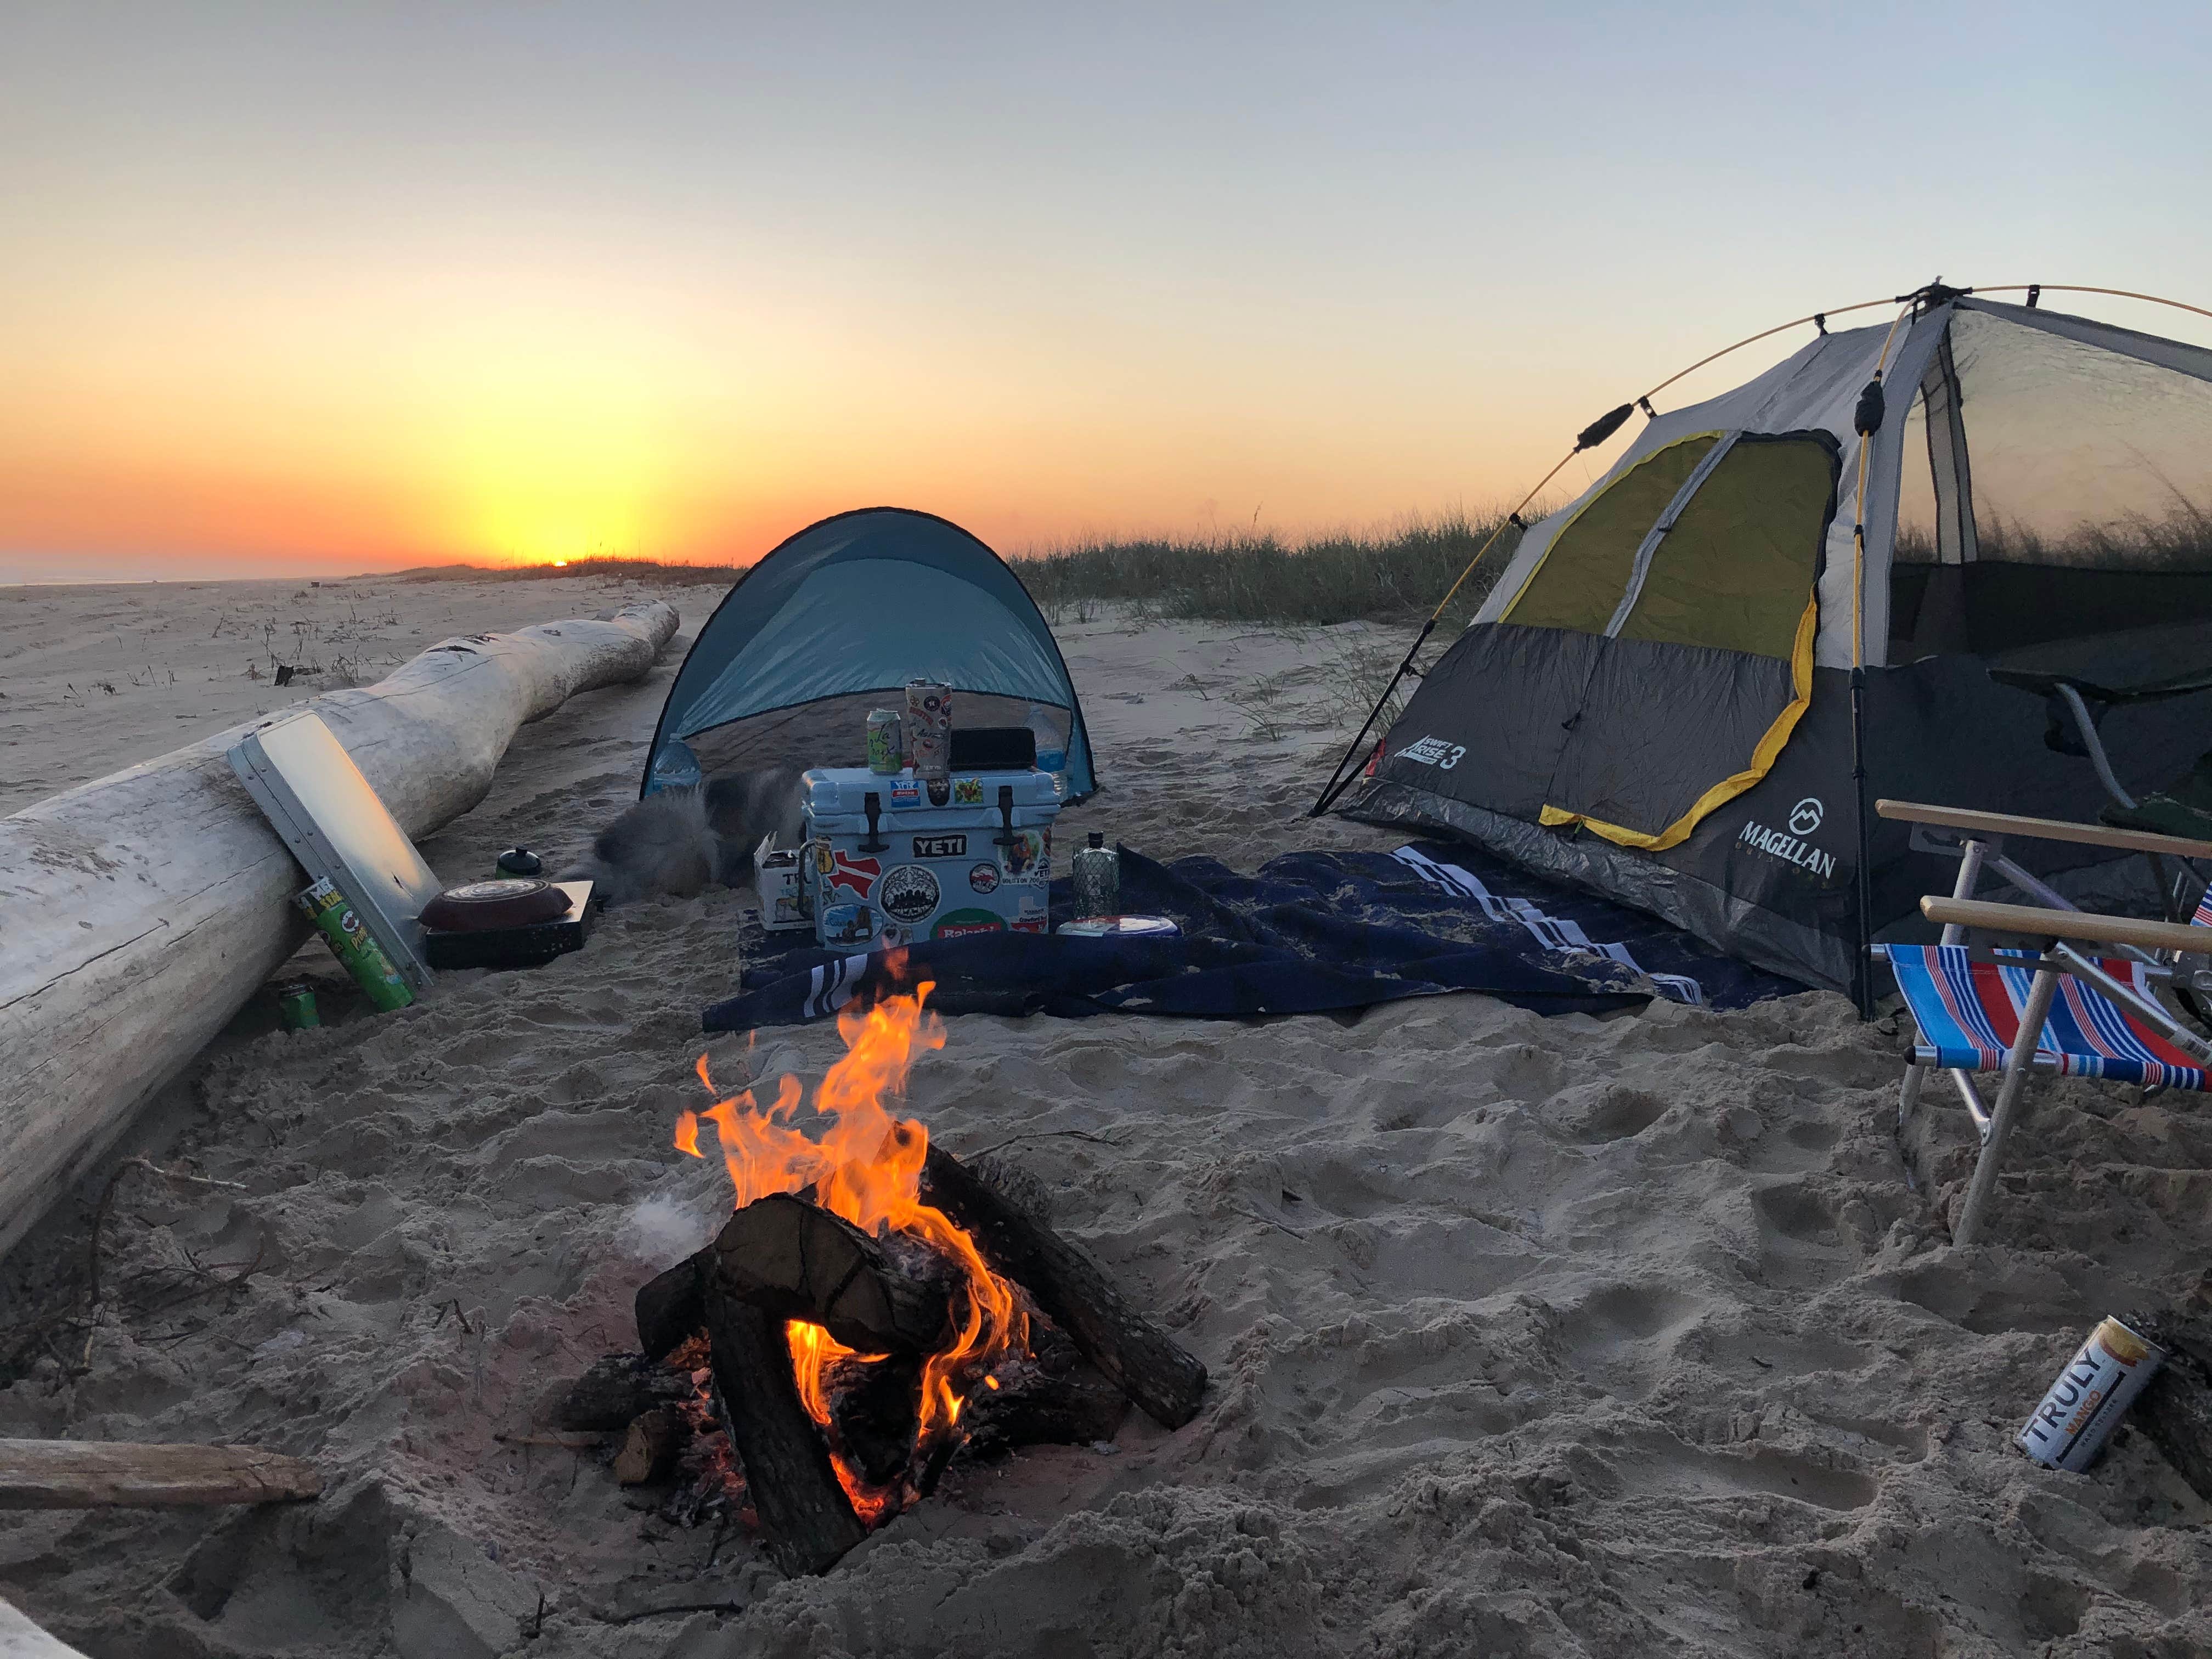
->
[701,843,1801,1031]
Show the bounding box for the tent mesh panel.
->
[1891,307,2212,661]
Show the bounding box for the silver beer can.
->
[2017,1316,2166,1472]
[905,679,953,781]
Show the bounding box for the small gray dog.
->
[559,768,804,905]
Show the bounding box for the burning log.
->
[920,1146,1206,1430]
[636,1256,706,1363]
[956,1319,1128,1462]
[556,1353,691,1432]
[709,1193,951,1355]
[613,1409,682,1486]
[0,1440,321,1509]
[826,1353,922,1489]
[701,1278,867,1575]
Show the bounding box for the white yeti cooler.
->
[800,766,1060,949]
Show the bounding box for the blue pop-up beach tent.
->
[642,507,1098,798]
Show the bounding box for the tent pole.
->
[1850,667,1876,1019]
[1310,619,1434,817]
[1309,430,1622,819]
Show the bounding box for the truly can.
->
[275,979,321,1030]
[295,877,414,1013]
[904,679,953,781]
[866,708,905,775]
[2017,1316,2166,1471]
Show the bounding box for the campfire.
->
[561,981,1207,1574]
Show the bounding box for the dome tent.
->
[644,507,1097,799]
[1324,284,2212,1001]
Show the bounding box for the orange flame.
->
[676,985,1029,1521]
[786,1319,898,1521]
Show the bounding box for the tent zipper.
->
[1601,429,1742,638]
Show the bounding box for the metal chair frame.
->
[1874,799,2212,1245]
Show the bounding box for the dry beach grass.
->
[2,580,2210,1656]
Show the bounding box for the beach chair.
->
[1874,800,2212,1246]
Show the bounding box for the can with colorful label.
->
[904,679,953,781]
[866,708,905,775]
[2017,1316,2166,1471]
[275,979,321,1030]
[295,877,414,1013]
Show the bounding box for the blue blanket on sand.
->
[700,843,1803,1032]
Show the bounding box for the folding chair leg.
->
[1898,838,1989,1136]
[1954,966,2061,1248]
[1898,1059,1930,1128]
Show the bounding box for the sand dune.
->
[2,580,2209,1657]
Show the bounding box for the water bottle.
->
[1071,832,1119,918]
[1027,705,1069,795]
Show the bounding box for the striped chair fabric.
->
[1887,944,2208,1092]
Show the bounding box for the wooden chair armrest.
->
[1921,896,2210,955]
[1877,799,2212,860]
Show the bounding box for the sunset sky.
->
[4,3,2208,582]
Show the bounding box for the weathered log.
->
[0,602,681,1258]
[710,1194,950,1355]
[614,1409,682,1486]
[0,1595,93,1658]
[0,1439,321,1509]
[960,1319,1129,1457]
[920,1146,1206,1429]
[556,1353,692,1432]
[2137,1313,2212,1502]
[702,1277,866,1575]
[636,1253,707,1361]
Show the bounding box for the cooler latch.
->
[860,791,888,854]
[994,785,1017,848]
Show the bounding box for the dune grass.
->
[393,556,742,586]
[1014,509,1520,629]
[386,509,1528,630]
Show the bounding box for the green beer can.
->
[275,979,321,1030]
[295,877,414,1012]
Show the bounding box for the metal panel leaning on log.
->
[0,602,681,1257]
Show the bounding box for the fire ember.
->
[580,983,1206,1575]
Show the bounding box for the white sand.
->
[3,577,2210,1657]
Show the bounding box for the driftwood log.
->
[0,602,681,1257]
[702,1277,867,1575]
[709,1193,950,1355]
[921,1146,1207,1429]
[0,1595,92,1659]
[0,1440,321,1509]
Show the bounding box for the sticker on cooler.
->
[820,903,877,946]
[913,833,967,859]
[1012,894,1048,934]
[952,777,985,806]
[1001,828,1050,882]
[932,907,1006,940]
[828,851,881,899]
[890,778,920,806]
[876,864,941,924]
[968,862,1001,895]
